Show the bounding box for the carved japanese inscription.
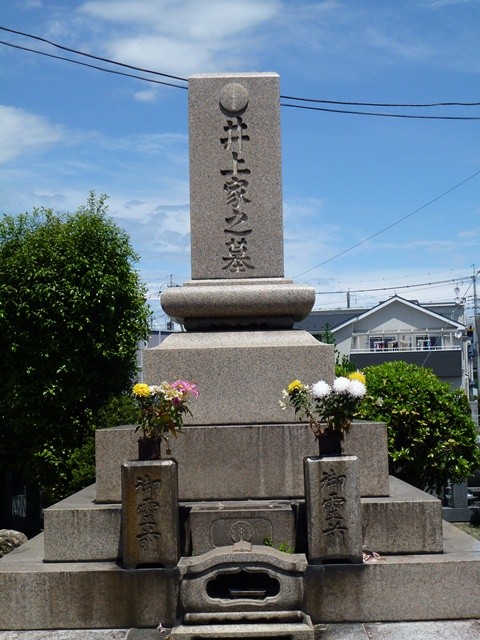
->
[135,474,162,554]
[121,459,180,569]
[320,469,348,544]
[188,73,285,280]
[220,98,254,273]
[304,455,363,564]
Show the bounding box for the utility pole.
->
[474,265,480,397]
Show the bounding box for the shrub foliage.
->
[357,361,480,493]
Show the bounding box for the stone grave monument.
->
[2,72,480,632]
[145,72,333,427]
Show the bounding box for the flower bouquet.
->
[132,380,199,459]
[281,372,366,454]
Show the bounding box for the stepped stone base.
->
[305,522,480,623]
[1,522,479,629]
[362,477,443,554]
[0,535,179,630]
[44,485,121,562]
[43,477,442,562]
[95,421,390,503]
[170,612,315,640]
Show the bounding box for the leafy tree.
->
[0,193,150,503]
[356,361,480,493]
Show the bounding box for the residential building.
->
[294,295,471,394]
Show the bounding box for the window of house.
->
[370,336,397,351]
[415,335,441,350]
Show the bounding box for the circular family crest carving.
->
[219,83,249,113]
[229,520,254,543]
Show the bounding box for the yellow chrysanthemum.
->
[133,383,151,397]
[287,379,304,394]
[349,371,366,385]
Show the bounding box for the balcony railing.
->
[349,331,462,354]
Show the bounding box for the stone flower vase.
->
[316,428,343,457]
[137,436,162,461]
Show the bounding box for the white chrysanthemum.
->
[332,377,350,393]
[311,380,331,398]
[149,385,162,395]
[348,379,366,398]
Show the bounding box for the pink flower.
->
[172,380,199,398]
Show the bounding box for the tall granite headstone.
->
[144,72,334,425]
[190,73,284,280]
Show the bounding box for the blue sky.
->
[1,0,480,327]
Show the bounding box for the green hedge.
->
[357,361,480,493]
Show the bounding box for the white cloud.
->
[112,198,190,229]
[159,207,191,236]
[77,0,281,75]
[79,0,280,36]
[134,88,159,103]
[0,106,64,163]
[365,28,433,61]
[83,131,188,158]
[105,35,215,76]
[284,197,324,221]
[459,228,480,239]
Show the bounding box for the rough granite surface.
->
[2,621,480,639]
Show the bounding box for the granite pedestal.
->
[121,460,180,569]
[142,331,333,426]
[304,456,363,564]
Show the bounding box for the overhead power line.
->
[3,25,480,288]
[280,102,480,120]
[0,40,188,89]
[294,168,480,279]
[0,25,188,82]
[314,276,469,295]
[281,95,480,108]
[2,25,480,119]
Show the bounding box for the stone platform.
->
[170,616,314,640]
[1,522,480,629]
[4,620,480,639]
[95,421,390,503]
[42,476,442,563]
[0,417,455,630]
